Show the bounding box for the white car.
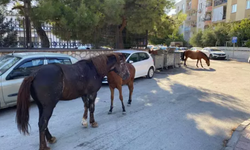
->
[102,50,155,83]
[201,47,226,59]
[190,47,203,51]
[0,52,78,109]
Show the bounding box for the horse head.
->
[110,53,130,80]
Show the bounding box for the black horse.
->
[16,53,129,150]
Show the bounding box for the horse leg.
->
[184,57,187,66]
[81,95,88,127]
[118,85,126,114]
[127,82,134,105]
[108,87,115,114]
[200,59,203,68]
[38,106,55,150]
[89,93,98,128]
[196,59,199,68]
[36,98,56,146]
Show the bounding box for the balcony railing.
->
[214,0,227,7]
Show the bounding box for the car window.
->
[138,52,149,61]
[128,53,139,63]
[7,58,44,80]
[121,53,130,59]
[47,58,72,64]
[19,59,43,68]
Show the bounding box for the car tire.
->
[209,54,213,59]
[147,67,154,79]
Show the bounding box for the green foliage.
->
[229,19,250,46]
[213,23,230,46]
[246,40,250,48]
[202,28,216,47]
[0,13,17,47]
[148,12,187,46]
[189,30,203,47]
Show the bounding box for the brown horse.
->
[182,50,210,67]
[107,63,135,114]
[16,53,129,150]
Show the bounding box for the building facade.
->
[175,0,250,43]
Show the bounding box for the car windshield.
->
[211,49,222,52]
[122,53,130,59]
[0,55,21,75]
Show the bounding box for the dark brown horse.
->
[107,63,135,114]
[182,50,210,67]
[16,53,129,150]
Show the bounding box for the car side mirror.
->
[129,60,134,64]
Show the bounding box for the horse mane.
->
[79,53,120,76]
[200,51,209,61]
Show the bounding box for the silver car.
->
[0,52,78,109]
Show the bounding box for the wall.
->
[216,47,250,62]
[0,49,116,60]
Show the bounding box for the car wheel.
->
[147,67,154,79]
[209,54,213,59]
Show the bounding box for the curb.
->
[224,119,250,150]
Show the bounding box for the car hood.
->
[211,52,225,54]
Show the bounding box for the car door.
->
[138,52,151,76]
[127,53,143,78]
[2,58,45,104]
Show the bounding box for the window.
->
[47,58,72,64]
[247,0,250,9]
[7,58,44,80]
[128,53,139,63]
[138,53,149,61]
[232,4,237,13]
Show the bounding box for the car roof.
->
[115,50,147,54]
[9,52,72,58]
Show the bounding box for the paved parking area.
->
[0,59,250,150]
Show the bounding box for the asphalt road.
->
[1,59,250,150]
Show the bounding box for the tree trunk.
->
[118,17,127,49]
[33,22,50,48]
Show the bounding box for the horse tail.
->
[16,76,34,135]
[181,51,186,61]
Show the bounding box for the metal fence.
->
[0,15,148,49]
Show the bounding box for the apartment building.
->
[226,0,250,22]
[175,0,186,37]
[174,0,250,42]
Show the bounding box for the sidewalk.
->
[224,119,250,150]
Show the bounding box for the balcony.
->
[206,1,212,7]
[214,0,227,7]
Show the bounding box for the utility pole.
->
[24,0,32,48]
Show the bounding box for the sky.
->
[168,0,180,16]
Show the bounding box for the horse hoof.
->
[81,118,88,128]
[48,137,57,144]
[91,122,98,128]
[108,111,112,114]
[122,111,126,115]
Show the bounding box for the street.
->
[1,59,250,150]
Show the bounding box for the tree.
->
[201,28,216,46]
[37,0,175,48]
[229,19,250,46]
[189,30,203,47]
[148,12,187,46]
[213,23,230,46]
[0,12,17,47]
[2,0,50,48]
